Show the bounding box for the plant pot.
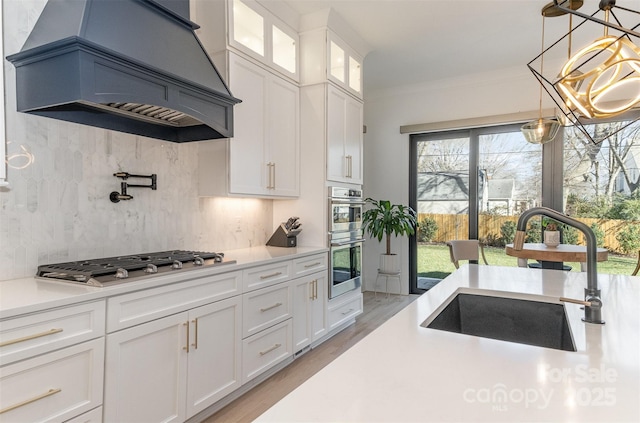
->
[379,254,400,274]
[544,231,560,248]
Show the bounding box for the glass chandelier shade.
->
[522,14,561,145]
[521,118,561,144]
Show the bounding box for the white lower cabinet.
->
[292,272,327,352]
[65,406,103,423]
[243,282,292,338]
[327,289,363,331]
[0,338,104,423]
[104,296,242,422]
[242,318,292,384]
[104,311,188,423]
[240,277,293,384]
[186,297,242,417]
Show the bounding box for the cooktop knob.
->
[194,257,204,266]
[144,263,158,274]
[115,268,129,279]
[172,260,183,270]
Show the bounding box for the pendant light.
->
[556,1,640,119]
[522,14,560,144]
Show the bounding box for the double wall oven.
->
[328,186,365,299]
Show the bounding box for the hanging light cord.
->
[538,16,546,121]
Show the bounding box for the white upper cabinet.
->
[192,0,299,81]
[199,52,300,198]
[300,28,363,99]
[193,0,300,198]
[328,33,362,97]
[326,84,363,184]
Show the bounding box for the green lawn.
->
[418,243,638,280]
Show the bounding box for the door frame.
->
[409,123,541,294]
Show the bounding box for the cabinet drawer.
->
[0,338,104,422]
[328,292,363,331]
[293,253,327,277]
[0,301,105,366]
[107,270,241,332]
[243,261,292,292]
[65,406,102,423]
[242,319,292,384]
[243,282,292,338]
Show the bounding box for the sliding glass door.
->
[409,124,543,293]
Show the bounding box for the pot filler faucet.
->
[513,207,605,325]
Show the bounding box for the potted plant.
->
[361,198,418,273]
[544,222,560,248]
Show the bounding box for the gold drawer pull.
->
[260,302,283,312]
[0,388,62,414]
[259,343,281,356]
[304,262,321,268]
[0,328,63,347]
[259,271,283,280]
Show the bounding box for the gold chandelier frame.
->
[527,0,640,144]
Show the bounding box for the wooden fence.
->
[418,213,638,254]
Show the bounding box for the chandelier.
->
[526,0,640,144]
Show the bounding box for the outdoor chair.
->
[446,240,488,269]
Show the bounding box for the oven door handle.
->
[330,199,366,205]
[331,238,365,247]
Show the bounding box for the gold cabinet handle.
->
[266,163,271,189]
[260,302,282,312]
[259,271,282,280]
[0,328,63,348]
[191,319,198,350]
[309,280,314,300]
[272,162,276,189]
[310,279,318,300]
[259,343,281,356]
[304,262,321,268]
[266,162,276,189]
[183,322,189,353]
[0,388,61,414]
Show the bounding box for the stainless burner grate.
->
[36,250,233,286]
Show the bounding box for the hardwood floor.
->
[203,291,420,422]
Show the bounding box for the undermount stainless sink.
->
[421,292,576,352]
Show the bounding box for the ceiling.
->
[279,0,639,94]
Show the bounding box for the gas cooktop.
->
[36,250,235,287]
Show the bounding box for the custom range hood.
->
[6,0,241,143]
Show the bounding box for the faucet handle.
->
[513,231,526,250]
[560,297,592,307]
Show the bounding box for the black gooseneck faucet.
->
[513,207,605,324]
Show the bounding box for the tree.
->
[564,121,640,203]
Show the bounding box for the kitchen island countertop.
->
[257,264,640,422]
[0,246,327,319]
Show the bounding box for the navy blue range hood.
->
[6,0,241,143]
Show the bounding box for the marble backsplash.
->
[0,0,273,281]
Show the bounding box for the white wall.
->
[0,0,274,281]
[362,66,549,294]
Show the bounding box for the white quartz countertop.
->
[257,265,640,422]
[0,246,326,319]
